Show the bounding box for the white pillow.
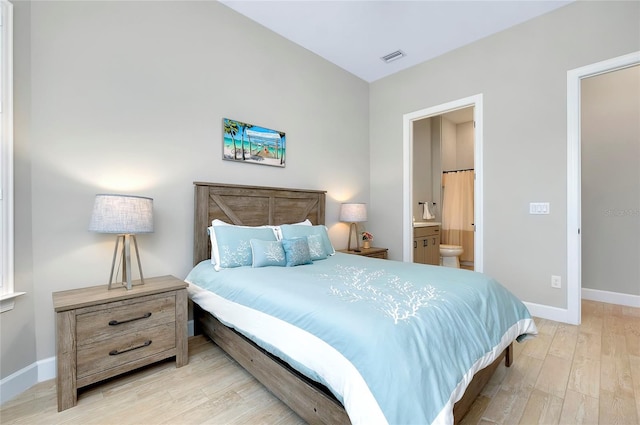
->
[273,218,312,240]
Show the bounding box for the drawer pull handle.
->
[108,312,152,326]
[109,340,152,356]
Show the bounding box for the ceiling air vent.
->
[381,50,406,64]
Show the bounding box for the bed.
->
[187,182,537,424]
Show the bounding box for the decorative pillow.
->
[307,234,328,261]
[210,219,278,266]
[281,238,313,267]
[212,225,277,270]
[250,239,286,268]
[280,224,335,257]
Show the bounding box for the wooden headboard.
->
[193,182,327,265]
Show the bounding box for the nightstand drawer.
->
[338,247,388,259]
[366,251,388,259]
[77,323,176,379]
[77,293,176,346]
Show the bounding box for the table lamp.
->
[339,203,367,252]
[89,194,154,290]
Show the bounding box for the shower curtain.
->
[441,170,474,263]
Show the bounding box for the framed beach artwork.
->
[223,118,286,167]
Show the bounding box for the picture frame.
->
[223,118,286,167]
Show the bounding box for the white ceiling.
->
[221,0,573,82]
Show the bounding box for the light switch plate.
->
[529,202,550,215]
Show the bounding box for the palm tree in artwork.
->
[240,123,254,161]
[223,119,240,159]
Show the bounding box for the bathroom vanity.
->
[413,222,440,265]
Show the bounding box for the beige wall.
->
[412,118,432,221]
[581,65,640,296]
[369,0,640,308]
[440,117,474,172]
[1,0,36,380]
[3,0,369,378]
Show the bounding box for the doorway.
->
[402,94,483,271]
[567,51,640,325]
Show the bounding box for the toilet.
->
[440,244,464,268]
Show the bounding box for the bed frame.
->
[192,181,512,424]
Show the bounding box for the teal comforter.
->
[186,253,537,424]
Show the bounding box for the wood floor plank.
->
[600,352,634,396]
[534,354,572,399]
[630,355,640,422]
[624,319,640,356]
[558,389,599,425]
[479,386,531,425]
[522,332,553,360]
[548,323,579,360]
[500,354,544,393]
[599,389,639,425]
[575,331,602,360]
[580,313,604,336]
[568,355,601,399]
[518,388,563,425]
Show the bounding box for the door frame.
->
[402,94,483,270]
[566,51,640,325]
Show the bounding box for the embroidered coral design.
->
[308,235,325,258]
[264,242,285,262]
[289,240,309,263]
[322,265,442,324]
[220,240,251,267]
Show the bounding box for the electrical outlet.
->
[551,275,561,288]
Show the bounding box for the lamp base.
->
[108,234,146,290]
[346,222,361,252]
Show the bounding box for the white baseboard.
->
[523,301,574,324]
[582,288,640,308]
[0,356,56,406]
[0,361,38,405]
[37,356,56,382]
[524,289,640,327]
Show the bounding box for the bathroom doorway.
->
[402,94,483,271]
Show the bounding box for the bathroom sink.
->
[413,221,441,227]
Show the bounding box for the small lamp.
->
[89,194,154,290]
[339,203,367,252]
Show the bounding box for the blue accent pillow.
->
[307,234,328,261]
[213,226,277,270]
[280,225,335,257]
[281,238,313,267]
[250,239,286,267]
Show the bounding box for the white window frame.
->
[0,0,22,312]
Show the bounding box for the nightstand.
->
[52,275,188,412]
[338,246,388,259]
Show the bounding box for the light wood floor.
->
[1,299,638,424]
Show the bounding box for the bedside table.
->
[338,246,388,259]
[52,275,188,412]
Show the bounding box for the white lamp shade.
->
[339,203,367,222]
[89,194,154,234]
